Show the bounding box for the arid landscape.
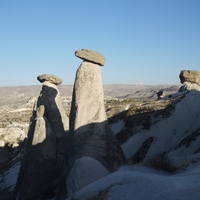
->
[0,84,180,146]
[2,83,200,200]
[1,0,199,199]
[0,83,182,198]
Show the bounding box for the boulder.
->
[14,80,69,199]
[179,70,200,84]
[75,49,106,66]
[37,74,63,85]
[67,156,110,196]
[69,61,125,173]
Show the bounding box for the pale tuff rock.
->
[179,82,200,92]
[67,49,120,196]
[14,79,69,200]
[67,156,110,196]
[179,70,200,84]
[70,62,107,128]
[68,60,125,195]
[37,74,63,85]
[0,140,5,147]
[0,122,29,147]
[35,105,45,119]
[67,61,125,194]
[75,49,106,66]
[179,70,200,92]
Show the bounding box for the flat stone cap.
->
[75,49,106,66]
[37,74,63,85]
[179,70,200,84]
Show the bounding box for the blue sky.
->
[0,0,199,86]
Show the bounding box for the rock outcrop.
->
[156,90,164,100]
[67,156,110,196]
[179,70,200,92]
[75,49,106,66]
[37,74,63,85]
[14,74,69,200]
[179,70,200,84]
[68,50,125,195]
[179,82,200,92]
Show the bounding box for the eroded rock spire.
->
[14,74,69,200]
[68,49,125,195]
[179,70,200,91]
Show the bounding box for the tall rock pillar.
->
[68,49,125,195]
[14,74,69,200]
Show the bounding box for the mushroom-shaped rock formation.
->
[75,49,106,66]
[37,74,63,85]
[179,70,200,92]
[14,75,69,200]
[67,156,110,197]
[68,50,125,195]
[179,70,200,84]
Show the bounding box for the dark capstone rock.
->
[75,49,106,66]
[179,70,200,84]
[37,74,63,85]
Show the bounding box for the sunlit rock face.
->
[70,59,125,171]
[179,70,200,92]
[68,50,125,196]
[179,82,200,92]
[70,61,107,128]
[179,70,200,84]
[14,75,69,200]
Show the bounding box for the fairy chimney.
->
[14,74,69,200]
[179,70,200,92]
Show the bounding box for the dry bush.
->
[145,153,178,172]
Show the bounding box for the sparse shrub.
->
[175,128,200,149]
[141,116,151,130]
[88,185,113,200]
[130,137,154,163]
[145,153,178,172]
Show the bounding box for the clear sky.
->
[0,0,199,86]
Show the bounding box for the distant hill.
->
[0,84,181,106]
